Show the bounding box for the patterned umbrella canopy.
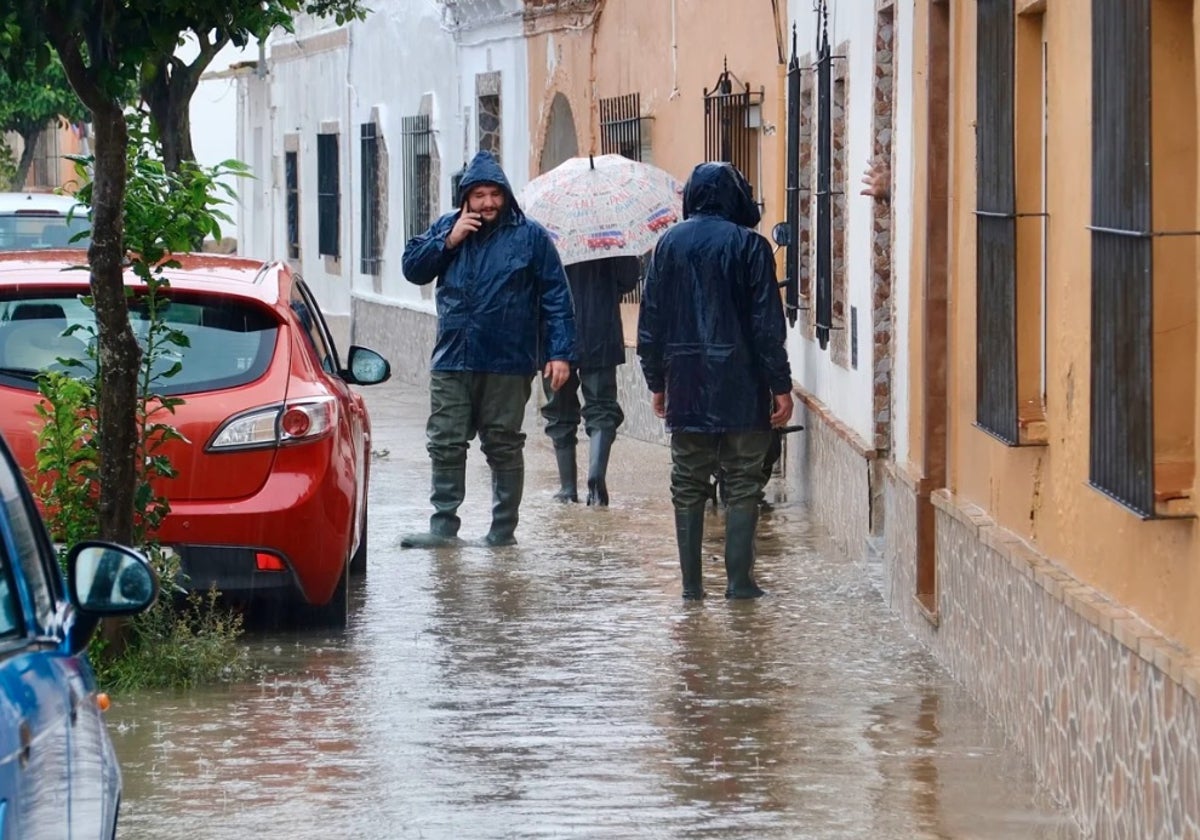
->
[519,154,684,266]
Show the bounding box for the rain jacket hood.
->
[401,151,577,375]
[456,151,523,221]
[682,162,761,229]
[636,162,790,433]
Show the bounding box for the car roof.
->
[0,251,286,306]
[0,191,86,214]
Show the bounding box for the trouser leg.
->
[542,373,581,502]
[478,374,533,546]
[581,367,621,506]
[400,372,472,548]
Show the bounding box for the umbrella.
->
[519,154,683,266]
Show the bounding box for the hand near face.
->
[544,360,570,391]
[446,202,482,249]
[651,391,666,419]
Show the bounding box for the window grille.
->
[703,61,763,210]
[1089,0,1154,515]
[975,0,1018,443]
[317,133,340,258]
[401,115,432,244]
[360,123,382,274]
[814,11,833,349]
[599,93,642,161]
[783,29,801,326]
[285,151,300,260]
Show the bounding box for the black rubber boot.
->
[675,505,706,600]
[400,466,465,548]
[553,446,579,503]
[482,469,524,547]
[724,502,765,598]
[586,429,615,507]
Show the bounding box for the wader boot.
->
[553,446,579,503]
[400,466,465,548]
[482,469,524,547]
[724,502,766,598]
[675,505,707,600]
[586,429,615,507]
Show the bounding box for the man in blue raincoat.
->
[401,151,578,548]
[637,162,794,599]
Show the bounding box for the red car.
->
[0,252,390,626]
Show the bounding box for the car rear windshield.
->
[0,213,91,251]
[0,294,278,394]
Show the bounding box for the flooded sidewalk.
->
[110,377,1078,839]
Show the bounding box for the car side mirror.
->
[771,222,793,248]
[344,346,392,385]
[68,542,158,615]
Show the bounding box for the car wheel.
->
[349,505,367,577]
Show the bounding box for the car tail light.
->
[208,397,336,451]
[255,552,287,572]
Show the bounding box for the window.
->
[1089,0,1197,517]
[975,0,1019,443]
[361,123,382,274]
[402,115,432,242]
[477,71,502,164]
[0,446,59,630]
[290,282,339,375]
[599,93,644,161]
[285,150,300,260]
[317,133,340,259]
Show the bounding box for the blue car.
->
[0,432,157,838]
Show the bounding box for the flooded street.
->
[110,379,1078,839]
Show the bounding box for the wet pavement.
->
[110,378,1080,839]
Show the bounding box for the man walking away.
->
[541,255,640,506]
[400,150,577,548]
[637,162,793,599]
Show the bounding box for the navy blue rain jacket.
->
[637,162,792,433]
[402,151,577,375]
[567,256,640,370]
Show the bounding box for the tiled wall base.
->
[352,299,436,388]
[883,467,1200,839]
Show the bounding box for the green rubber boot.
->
[400,466,465,548]
[724,502,765,599]
[675,505,707,600]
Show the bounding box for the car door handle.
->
[69,687,81,725]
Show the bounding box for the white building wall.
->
[786,3,887,446]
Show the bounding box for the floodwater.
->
[109,380,1079,839]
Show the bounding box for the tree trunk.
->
[87,103,140,545]
[10,126,42,190]
[142,59,199,174]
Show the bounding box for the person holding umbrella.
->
[540,255,641,505]
[400,150,577,548]
[520,154,684,507]
[637,161,794,599]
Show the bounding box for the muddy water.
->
[109,381,1077,839]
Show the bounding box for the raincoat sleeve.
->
[401,213,457,285]
[746,235,793,394]
[636,248,664,393]
[534,228,578,363]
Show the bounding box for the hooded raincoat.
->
[402,151,577,375]
[637,162,792,433]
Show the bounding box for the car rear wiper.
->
[0,367,41,381]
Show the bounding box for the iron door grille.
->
[285,151,300,260]
[360,123,381,275]
[317,133,340,258]
[599,94,642,161]
[975,0,1018,444]
[402,115,432,243]
[1089,0,1153,516]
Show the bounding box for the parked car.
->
[0,253,391,626]
[0,192,90,252]
[0,429,157,837]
